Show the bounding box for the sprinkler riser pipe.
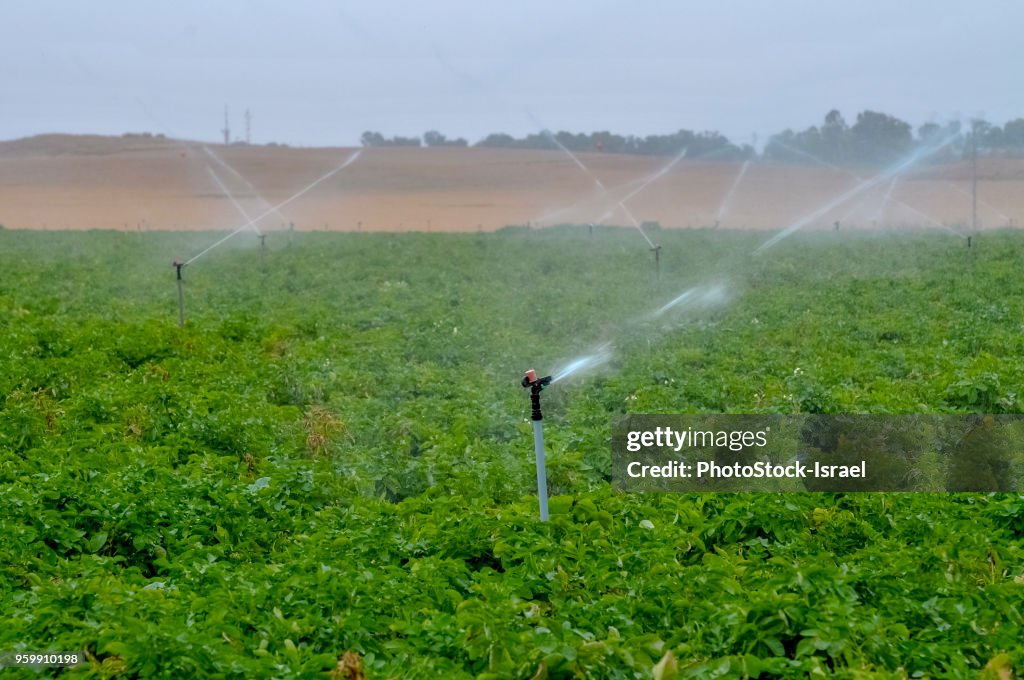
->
[532,421,549,521]
[177,279,185,328]
[522,370,553,522]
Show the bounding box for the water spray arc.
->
[715,159,751,225]
[876,177,899,224]
[206,165,262,235]
[767,139,964,238]
[545,137,967,407]
[523,109,608,196]
[755,134,962,253]
[542,129,607,195]
[598,146,688,251]
[533,144,687,238]
[202,146,291,227]
[535,136,973,488]
[551,343,614,384]
[617,201,658,256]
[185,150,361,266]
[616,145,689,208]
[525,111,676,254]
[170,150,361,325]
[521,369,553,521]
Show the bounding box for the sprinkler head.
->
[522,369,553,421]
[521,369,552,389]
[172,259,186,279]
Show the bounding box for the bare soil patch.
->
[1,135,1020,232]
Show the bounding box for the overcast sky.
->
[2,1,1021,147]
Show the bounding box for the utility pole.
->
[222,106,230,145]
[245,109,251,145]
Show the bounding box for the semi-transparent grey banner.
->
[612,414,1024,492]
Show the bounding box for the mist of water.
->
[618,202,656,248]
[652,282,731,318]
[203,145,291,226]
[755,133,961,253]
[941,180,1011,225]
[186,149,361,265]
[616,145,688,207]
[534,144,688,232]
[767,138,964,238]
[551,343,613,383]
[541,129,607,195]
[537,134,969,395]
[206,165,262,235]
[547,281,731,387]
[715,159,751,224]
[876,177,898,223]
[837,190,876,224]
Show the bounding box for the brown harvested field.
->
[1,134,1022,233]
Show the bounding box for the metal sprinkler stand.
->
[522,369,553,521]
[173,259,186,327]
[651,243,662,280]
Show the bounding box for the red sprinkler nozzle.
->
[521,369,551,389]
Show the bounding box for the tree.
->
[423,131,469,148]
[1003,118,1024,151]
[475,133,517,148]
[974,120,1004,152]
[423,130,447,147]
[850,110,913,164]
[390,135,422,147]
[821,109,849,163]
[917,122,942,144]
[763,129,801,162]
[360,131,386,147]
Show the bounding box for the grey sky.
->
[3,1,1020,147]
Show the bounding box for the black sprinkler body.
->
[521,369,552,421]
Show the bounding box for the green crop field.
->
[2,226,1022,678]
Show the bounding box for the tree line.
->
[360,110,1024,165]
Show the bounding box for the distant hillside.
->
[0,133,183,157]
